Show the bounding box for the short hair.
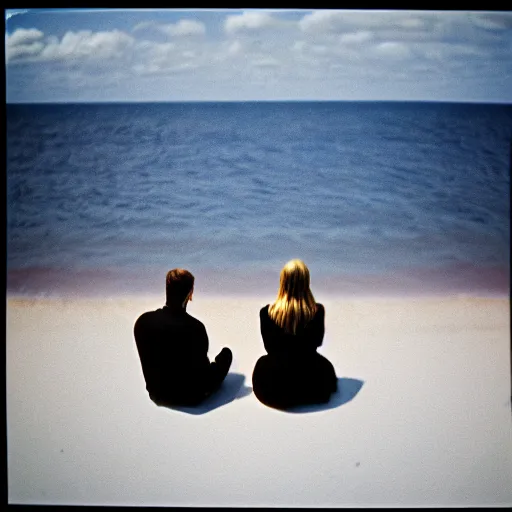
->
[166,268,194,305]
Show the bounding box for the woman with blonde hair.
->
[252,259,338,409]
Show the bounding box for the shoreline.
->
[6,261,510,301]
[6,288,510,303]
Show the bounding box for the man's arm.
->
[184,320,211,367]
[133,313,159,389]
[199,322,210,359]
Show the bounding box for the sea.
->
[6,101,511,298]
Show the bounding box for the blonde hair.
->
[268,259,317,335]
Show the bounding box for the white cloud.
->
[134,40,176,67]
[5,9,28,21]
[7,41,45,62]
[298,10,458,40]
[393,13,439,31]
[213,40,245,64]
[5,10,512,103]
[398,17,424,29]
[299,10,350,34]
[132,62,160,75]
[228,40,243,56]
[6,28,46,62]
[7,27,44,46]
[224,11,279,34]
[39,30,135,62]
[291,38,360,67]
[298,10,418,34]
[132,21,155,32]
[418,41,488,62]
[339,31,372,45]
[374,41,411,59]
[7,28,136,64]
[251,56,280,68]
[310,44,330,56]
[470,12,512,30]
[292,40,306,52]
[158,19,206,37]
[131,39,210,76]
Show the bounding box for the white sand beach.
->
[6,294,512,507]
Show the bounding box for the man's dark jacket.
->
[134,305,211,401]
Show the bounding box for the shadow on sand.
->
[284,377,365,414]
[154,372,251,415]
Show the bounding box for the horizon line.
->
[7,98,512,106]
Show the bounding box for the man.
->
[134,268,232,406]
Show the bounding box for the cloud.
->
[228,40,243,56]
[7,28,136,65]
[41,30,135,61]
[131,39,210,76]
[6,23,208,76]
[158,19,206,37]
[132,19,206,38]
[374,41,411,59]
[339,31,372,45]
[132,21,156,32]
[291,37,362,65]
[299,10,447,37]
[5,9,28,21]
[418,42,487,62]
[5,10,512,103]
[7,41,45,62]
[133,40,176,70]
[7,28,44,46]
[292,40,306,52]
[6,28,45,62]
[470,12,512,30]
[6,29,136,64]
[224,11,279,34]
[251,56,280,68]
[299,10,351,34]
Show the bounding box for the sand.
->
[6,294,512,507]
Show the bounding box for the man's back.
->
[134,306,210,399]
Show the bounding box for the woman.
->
[252,259,338,409]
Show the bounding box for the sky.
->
[5,8,512,103]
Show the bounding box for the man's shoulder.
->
[137,307,165,319]
[183,311,206,330]
[134,308,206,334]
[134,308,161,327]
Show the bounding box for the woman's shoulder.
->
[313,303,325,320]
[260,304,270,316]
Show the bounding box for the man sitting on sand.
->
[134,268,232,406]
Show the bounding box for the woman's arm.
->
[309,303,325,348]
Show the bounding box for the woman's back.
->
[259,303,325,357]
[252,259,337,409]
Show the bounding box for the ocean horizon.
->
[7,98,512,106]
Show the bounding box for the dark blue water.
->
[6,101,511,297]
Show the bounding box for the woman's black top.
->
[259,303,325,358]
